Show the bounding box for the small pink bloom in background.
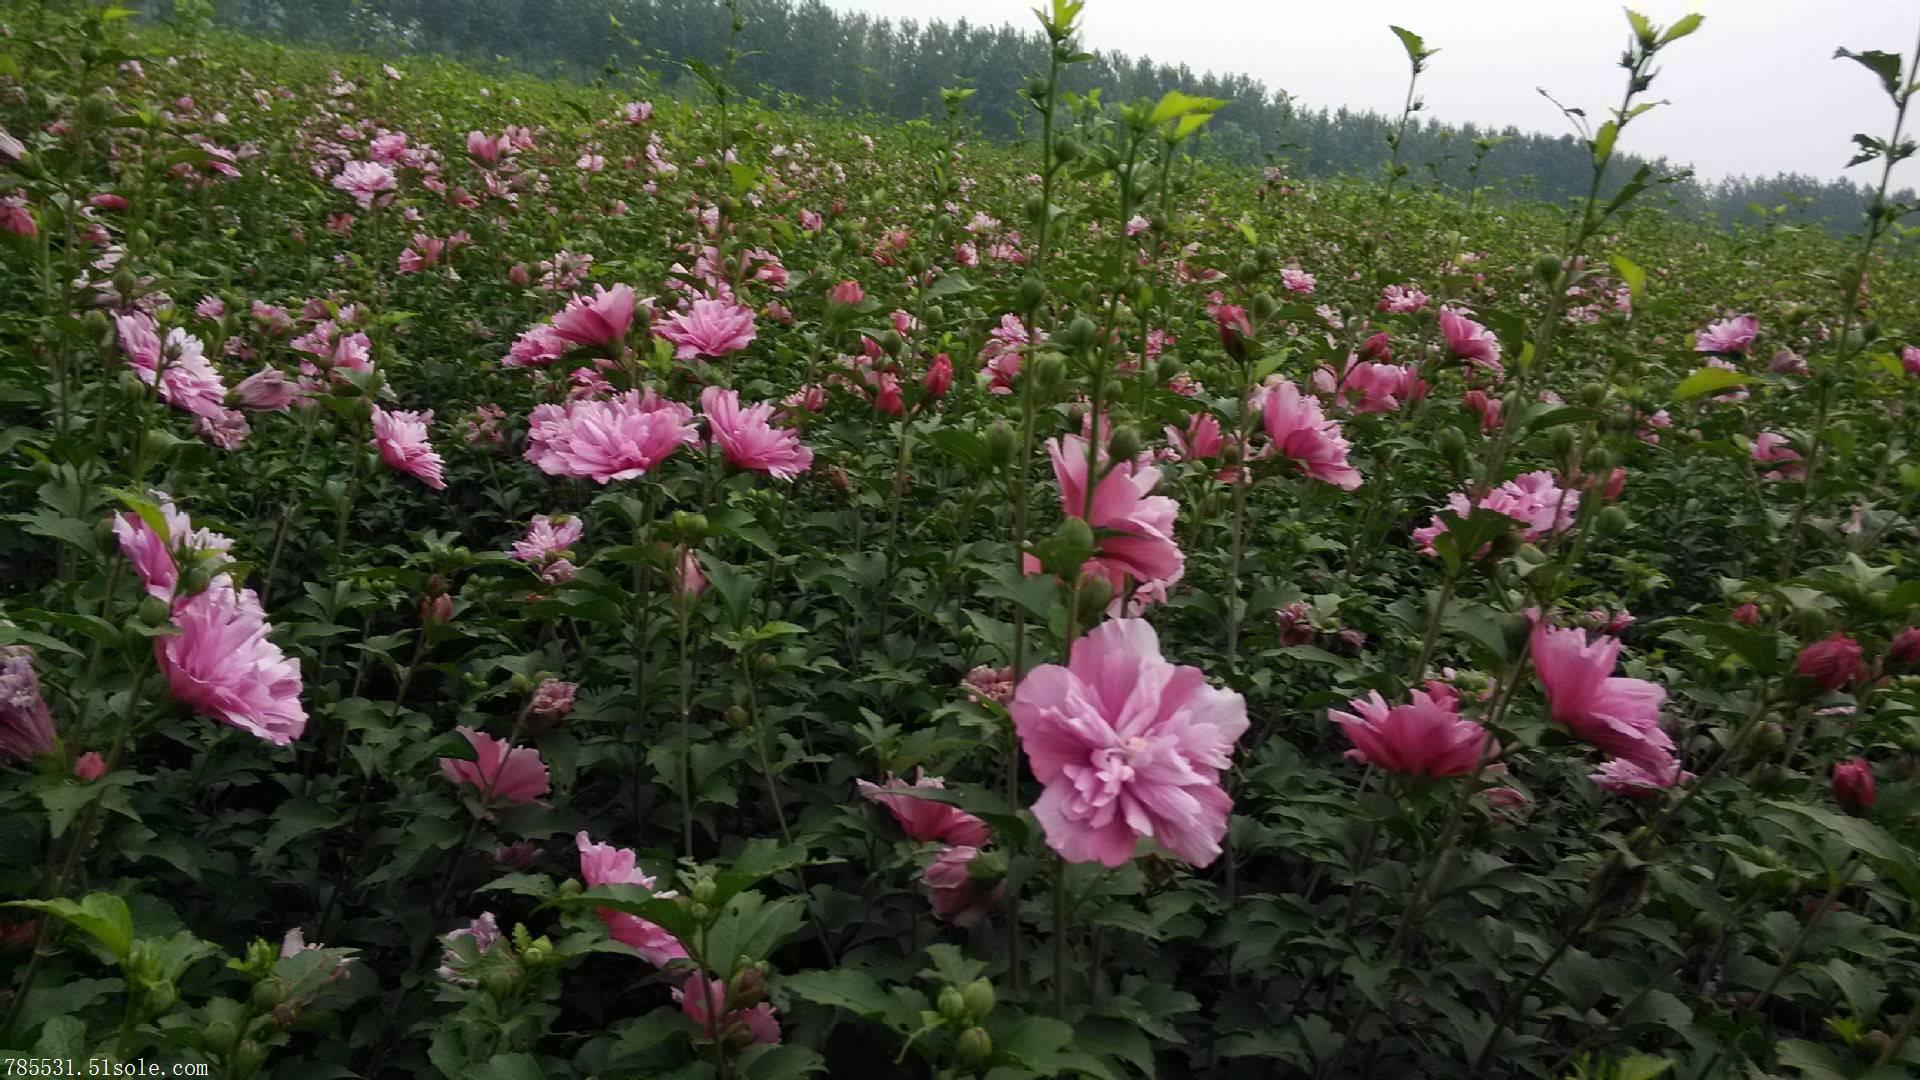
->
[922,845,1005,926]
[0,128,23,163]
[857,772,991,846]
[493,841,537,869]
[1463,388,1503,432]
[1590,756,1690,797]
[962,665,1014,705]
[1751,432,1804,481]
[234,368,300,411]
[1413,471,1578,557]
[158,579,306,746]
[1440,309,1502,372]
[419,595,449,629]
[551,283,637,347]
[89,193,129,211]
[827,279,863,305]
[623,101,653,124]
[781,384,826,415]
[1889,627,1920,666]
[1275,601,1316,646]
[656,298,756,360]
[331,160,396,208]
[1257,380,1362,490]
[526,679,577,730]
[1731,603,1762,626]
[1831,758,1876,815]
[922,353,954,398]
[1328,688,1498,778]
[1695,314,1758,355]
[673,547,707,599]
[1213,304,1252,355]
[701,387,813,480]
[524,391,698,484]
[370,406,447,490]
[1768,349,1809,376]
[576,832,687,966]
[1902,345,1920,376]
[1049,434,1184,595]
[1279,268,1315,294]
[677,971,781,1047]
[1314,357,1423,415]
[1532,622,1674,776]
[1795,633,1863,691]
[1012,619,1248,867]
[436,912,503,985]
[72,751,107,782]
[441,727,549,807]
[512,515,583,567]
[1,194,36,237]
[1600,468,1627,502]
[1125,214,1150,237]
[194,295,226,320]
[1164,412,1226,461]
[0,646,57,763]
[1378,284,1430,313]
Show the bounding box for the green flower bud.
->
[1250,293,1278,321]
[961,979,995,1021]
[559,878,583,898]
[1023,194,1047,223]
[1052,134,1083,162]
[728,705,750,730]
[1582,446,1615,475]
[955,1027,993,1068]
[1106,425,1142,463]
[204,1018,242,1056]
[1074,575,1113,624]
[966,849,1006,882]
[1016,277,1047,312]
[229,1040,266,1079]
[984,422,1018,468]
[1593,506,1630,537]
[1235,260,1259,282]
[1053,518,1095,570]
[1060,315,1098,352]
[671,511,709,541]
[1154,355,1182,382]
[692,878,718,904]
[1034,354,1068,391]
[1534,254,1562,282]
[689,902,711,922]
[938,986,969,1024]
[1546,427,1577,462]
[250,978,287,1011]
[482,969,517,999]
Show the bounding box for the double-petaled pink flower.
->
[1012,619,1248,867]
[331,160,396,208]
[1256,380,1362,490]
[370,406,447,490]
[0,645,56,763]
[576,831,687,967]
[1532,622,1675,775]
[552,284,638,348]
[158,578,306,745]
[655,298,756,359]
[1695,314,1758,355]
[856,772,991,846]
[1049,434,1184,595]
[511,514,583,572]
[700,386,813,480]
[525,391,699,483]
[1329,687,1498,778]
[1590,756,1690,797]
[1413,471,1579,556]
[1312,356,1424,414]
[1795,633,1863,691]
[440,727,549,807]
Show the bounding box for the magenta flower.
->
[1329,688,1497,778]
[655,298,756,360]
[922,353,954,398]
[673,546,707,599]
[1795,633,1863,691]
[1531,622,1673,774]
[1049,434,1185,593]
[72,751,106,781]
[1257,380,1362,490]
[1312,357,1424,414]
[524,391,699,483]
[575,831,688,967]
[922,845,1005,927]
[440,726,549,807]
[700,386,813,480]
[370,406,447,490]
[0,645,56,763]
[551,284,637,347]
[677,971,781,1047]
[1439,309,1502,372]
[158,579,306,746]
[1213,304,1253,355]
[856,772,991,846]
[1164,412,1226,461]
[1012,619,1248,867]
[1695,314,1758,355]
[1590,756,1689,797]
[331,160,396,208]
[1831,758,1876,815]
[1902,345,1920,376]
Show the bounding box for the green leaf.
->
[703,891,805,979]
[1672,366,1747,401]
[1610,254,1646,302]
[1387,25,1430,63]
[1592,120,1618,165]
[738,1044,826,1080]
[466,1053,547,1080]
[6,894,135,961]
[1658,13,1703,45]
[925,428,989,468]
[1834,47,1904,97]
[255,798,341,864]
[779,969,905,1025]
[926,271,975,298]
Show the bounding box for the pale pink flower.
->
[1413,471,1578,555]
[1440,308,1502,372]
[1163,412,1226,461]
[1378,284,1430,313]
[857,772,991,846]
[1012,619,1248,867]
[1695,314,1758,355]
[962,665,1015,705]
[700,386,812,480]
[158,579,306,745]
[504,324,570,368]
[1257,380,1362,490]
[677,971,780,1046]
[0,646,56,763]
[436,912,502,984]
[1532,622,1674,774]
[1329,688,1498,778]
[234,368,299,411]
[922,845,1005,927]
[112,494,233,603]
[1752,432,1804,481]
[1279,268,1316,294]
[575,832,687,967]
[1312,357,1423,415]
[552,284,637,348]
[440,727,549,807]
[524,391,698,483]
[1902,345,1920,376]
[512,515,584,565]
[656,298,756,360]
[1590,756,1689,797]
[370,407,446,490]
[1049,434,1185,594]
[331,160,396,208]
[673,547,706,599]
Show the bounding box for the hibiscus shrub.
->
[4,3,1920,1078]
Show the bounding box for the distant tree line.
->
[199,0,1900,234]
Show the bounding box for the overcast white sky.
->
[820,0,1917,185]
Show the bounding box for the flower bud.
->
[1106,425,1141,463]
[938,986,968,1024]
[1016,277,1047,312]
[1073,575,1113,624]
[1034,353,1067,391]
[1060,315,1098,352]
[1437,427,1469,472]
[1052,134,1083,163]
[955,1027,993,1067]
[229,1041,266,1078]
[1582,446,1615,476]
[1546,427,1577,462]
[1592,506,1629,537]
[984,421,1017,468]
[1052,518,1095,571]
[961,979,995,1021]
[672,511,709,541]
[728,705,750,730]
[250,978,287,1010]
[205,1018,242,1055]
[1534,254,1562,282]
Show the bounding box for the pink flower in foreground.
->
[158,579,306,745]
[331,160,396,208]
[551,284,637,348]
[1831,758,1876,815]
[1440,309,1502,372]
[370,406,447,490]
[700,386,812,480]
[1257,380,1362,490]
[1049,434,1185,594]
[1795,633,1863,691]
[0,646,56,763]
[922,845,1005,927]
[1328,688,1497,778]
[1695,314,1758,355]
[656,298,756,360]
[1012,619,1248,867]
[1532,622,1673,774]
[575,831,688,966]
[856,772,991,846]
[440,727,549,807]
[524,391,699,483]
[1590,756,1689,797]
[678,971,781,1046]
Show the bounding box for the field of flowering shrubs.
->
[5,1,1920,1077]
